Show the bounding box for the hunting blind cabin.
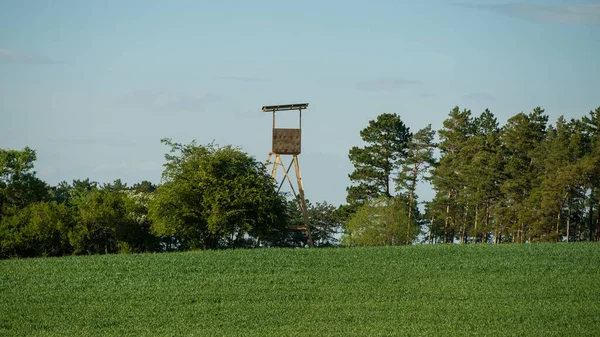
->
[263,103,313,248]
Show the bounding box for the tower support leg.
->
[265,152,313,248]
[271,153,279,179]
[265,152,273,175]
[293,155,313,247]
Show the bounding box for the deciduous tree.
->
[0,201,73,258]
[0,147,49,217]
[342,196,415,246]
[148,139,287,250]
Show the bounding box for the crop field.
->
[1,243,599,336]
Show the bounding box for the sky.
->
[1,0,599,207]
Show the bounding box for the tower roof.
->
[262,103,308,112]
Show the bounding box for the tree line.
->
[1,106,599,258]
[0,139,340,258]
[344,106,600,245]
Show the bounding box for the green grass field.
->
[1,243,599,336]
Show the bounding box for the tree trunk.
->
[444,192,451,244]
[556,210,561,242]
[474,203,479,244]
[444,208,449,244]
[520,222,525,243]
[453,191,459,244]
[461,202,468,244]
[567,192,572,243]
[428,217,434,244]
[406,166,417,244]
[485,201,490,244]
[588,193,594,242]
[236,228,245,247]
[254,234,261,248]
[385,170,390,197]
[596,199,600,242]
[408,163,417,220]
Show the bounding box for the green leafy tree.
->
[342,196,415,246]
[423,200,445,244]
[308,201,342,247]
[50,179,99,206]
[263,199,309,248]
[0,147,49,218]
[70,189,129,254]
[65,178,99,204]
[131,180,157,193]
[266,200,343,247]
[69,186,157,254]
[121,189,160,253]
[102,179,128,192]
[148,139,287,250]
[0,201,73,258]
[347,113,412,205]
[50,181,72,204]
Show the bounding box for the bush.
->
[0,201,73,258]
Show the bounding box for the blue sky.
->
[1,0,599,206]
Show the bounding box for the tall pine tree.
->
[347,113,412,206]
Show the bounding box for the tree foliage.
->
[70,188,155,254]
[396,124,436,220]
[343,196,416,246]
[0,147,49,216]
[148,139,287,250]
[3,105,600,258]
[347,113,412,205]
[424,106,600,244]
[0,201,72,258]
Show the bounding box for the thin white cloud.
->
[116,89,222,113]
[455,3,600,25]
[355,77,423,92]
[463,92,496,101]
[219,76,270,82]
[0,49,61,64]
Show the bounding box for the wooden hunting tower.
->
[263,103,313,247]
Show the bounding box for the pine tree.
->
[581,107,600,241]
[498,107,548,243]
[430,107,473,243]
[347,113,412,206]
[396,124,436,243]
[462,109,503,243]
